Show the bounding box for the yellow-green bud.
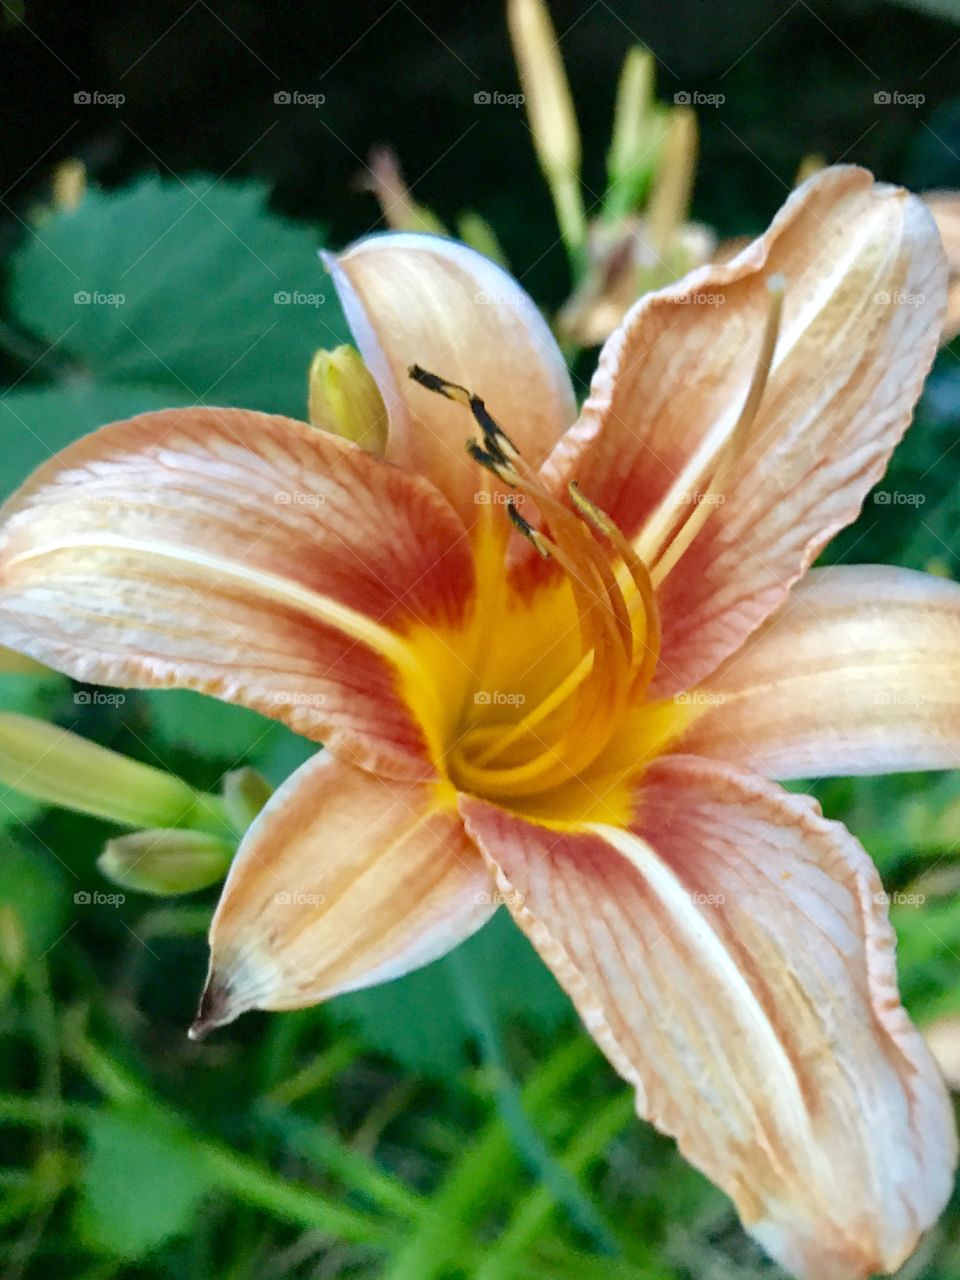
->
[508,0,586,260]
[605,48,669,218]
[221,766,273,835]
[456,212,510,269]
[0,646,49,675]
[0,904,26,979]
[51,158,86,211]
[0,713,229,833]
[307,346,389,453]
[362,146,447,235]
[646,107,698,256]
[608,48,655,184]
[98,828,234,896]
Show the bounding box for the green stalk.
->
[381,1035,596,1280]
[476,1092,635,1278]
[257,1107,426,1221]
[0,1090,391,1248]
[450,952,619,1253]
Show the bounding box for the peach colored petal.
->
[925,192,960,342]
[462,758,956,1280]
[191,752,493,1036]
[678,565,960,778]
[542,166,947,695]
[0,406,475,778]
[324,233,576,519]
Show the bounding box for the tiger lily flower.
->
[1,165,958,1279]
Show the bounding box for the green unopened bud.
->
[0,903,26,978]
[0,646,49,675]
[221,766,273,835]
[606,47,666,215]
[646,107,698,256]
[0,713,229,833]
[793,153,826,187]
[52,158,86,211]
[456,212,509,270]
[308,346,389,453]
[361,146,447,235]
[508,0,586,263]
[99,828,234,896]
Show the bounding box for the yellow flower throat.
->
[402,278,784,828]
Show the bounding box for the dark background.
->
[1,0,959,307]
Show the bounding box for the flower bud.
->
[605,48,667,217]
[307,346,389,453]
[0,646,49,675]
[221,766,273,835]
[647,107,698,256]
[98,828,234,896]
[508,0,586,260]
[359,146,446,235]
[0,713,229,833]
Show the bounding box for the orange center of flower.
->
[404,277,785,828]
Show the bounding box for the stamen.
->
[507,499,550,558]
[570,481,661,696]
[466,439,521,487]
[409,363,648,791]
[649,273,786,587]
[719,272,786,475]
[409,365,521,462]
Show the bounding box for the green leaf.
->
[77,1106,214,1258]
[0,382,191,498]
[329,910,572,1074]
[0,829,68,959]
[7,175,349,419]
[140,688,316,783]
[0,671,72,828]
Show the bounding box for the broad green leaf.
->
[330,910,572,1075]
[0,382,191,498]
[8,176,349,420]
[77,1106,214,1258]
[141,688,315,783]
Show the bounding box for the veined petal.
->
[0,406,475,778]
[462,758,955,1280]
[679,564,960,778]
[324,233,576,518]
[191,751,494,1036]
[544,166,947,693]
[926,191,960,342]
